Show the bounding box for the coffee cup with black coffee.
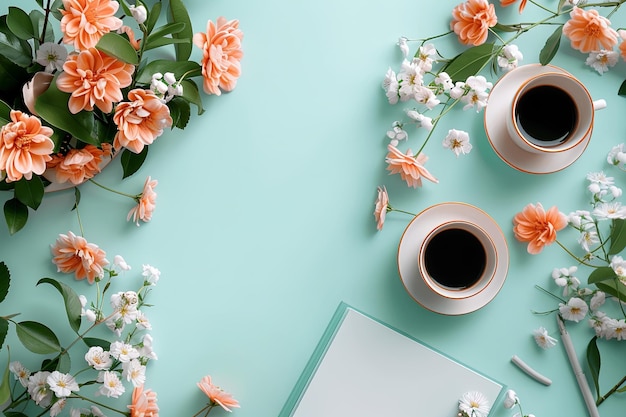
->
[507,72,605,155]
[418,221,497,300]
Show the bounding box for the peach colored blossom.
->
[60,0,123,51]
[51,231,109,284]
[385,144,438,188]
[46,144,112,185]
[513,203,568,254]
[56,48,134,114]
[113,89,173,154]
[0,110,55,182]
[128,385,159,417]
[197,375,240,412]
[374,186,389,231]
[127,176,158,226]
[619,30,626,61]
[450,0,497,46]
[563,7,618,53]
[500,0,527,13]
[193,17,244,96]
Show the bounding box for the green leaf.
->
[0,354,11,406]
[619,80,626,97]
[136,59,201,85]
[16,321,62,354]
[0,100,11,120]
[0,55,29,94]
[180,79,204,116]
[143,36,189,52]
[121,147,148,179]
[0,262,10,303]
[145,1,162,34]
[168,96,191,129]
[37,278,82,333]
[539,25,563,65]
[492,23,519,32]
[609,218,626,254]
[595,281,626,303]
[167,0,193,61]
[14,176,44,210]
[0,16,32,67]
[73,187,81,210]
[96,32,139,65]
[31,10,55,44]
[35,77,98,145]
[146,21,185,42]
[0,318,8,351]
[441,43,495,83]
[5,412,30,417]
[586,336,601,400]
[4,198,28,235]
[6,7,35,40]
[83,337,111,350]
[587,267,616,285]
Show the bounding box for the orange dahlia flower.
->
[128,385,159,417]
[513,203,567,254]
[127,176,158,226]
[385,144,438,188]
[374,186,389,231]
[563,7,618,53]
[193,17,244,96]
[500,0,527,13]
[56,48,134,114]
[450,0,497,46]
[113,89,173,154]
[618,30,626,61]
[0,110,55,182]
[51,231,109,284]
[46,144,112,185]
[197,375,240,412]
[60,0,123,51]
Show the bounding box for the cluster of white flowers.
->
[150,72,184,103]
[382,40,522,159]
[8,259,160,416]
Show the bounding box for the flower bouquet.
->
[0,0,243,234]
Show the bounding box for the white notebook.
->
[279,303,505,417]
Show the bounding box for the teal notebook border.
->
[278,301,507,417]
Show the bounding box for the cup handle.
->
[593,99,607,110]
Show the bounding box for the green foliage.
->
[609,219,626,255]
[539,25,563,66]
[121,147,149,179]
[167,0,193,61]
[618,80,626,97]
[0,261,10,303]
[441,43,495,83]
[3,198,28,235]
[587,336,601,400]
[37,278,82,333]
[16,321,62,354]
[96,32,139,64]
[0,356,11,406]
[14,175,44,210]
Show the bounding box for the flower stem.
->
[192,403,215,417]
[89,178,138,200]
[555,240,597,267]
[597,374,626,406]
[71,393,130,416]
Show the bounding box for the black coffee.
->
[515,85,577,146]
[424,228,486,289]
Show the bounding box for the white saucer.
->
[484,64,591,174]
[397,202,509,315]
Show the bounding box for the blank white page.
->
[288,307,504,417]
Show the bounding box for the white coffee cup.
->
[507,71,605,154]
[418,220,497,300]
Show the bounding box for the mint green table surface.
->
[1,0,625,416]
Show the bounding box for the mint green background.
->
[1,0,626,416]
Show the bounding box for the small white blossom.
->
[122,359,146,387]
[50,398,67,417]
[386,122,408,145]
[110,341,140,363]
[449,81,466,99]
[497,44,523,71]
[567,210,594,229]
[397,36,410,58]
[503,389,518,409]
[97,371,125,398]
[136,311,152,330]
[129,4,148,24]
[406,110,433,131]
[382,68,399,105]
[36,42,67,72]
[585,50,618,74]
[551,266,580,296]
[604,318,626,340]
[397,59,425,101]
[607,143,626,168]
[137,333,158,360]
[578,229,599,252]
[85,346,113,371]
[610,255,626,279]
[46,371,79,398]
[416,43,437,72]
[142,264,161,285]
[443,129,472,156]
[593,201,626,220]
[559,297,589,322]
[533,326,558,349]
[27,371,52,407]
[458,391,491,417]
[9,361,30,387]
[414,86,440,109]
[434,71,454,91]
[114,255,131,271]
[461,76,491,112]
[590,291,606,310]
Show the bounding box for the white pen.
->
[556,314,600,417]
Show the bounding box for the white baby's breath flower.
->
[9,361,30,387]
[129,4,148,24]
[398,59,425,101]
[610,255,626,280]
[551,266,580,296]
[503,389,518,409]
[559,297,589,322]
[85,346,113,371]
[607,143,626,168]
[590,291,606,310]
[414,85,440,109]
[497,44,523,71]
[578,229,599,253]
[138,333,158,360]
[593,201,626,220]
[142,264,161,285]
[459,391,490,417]
[50,398,67,417]
[122,359,146,387]
[36,42,67,72]
[604,318,626,340]
[110,341,140,363]
[443,129,472,157]
[28,371,52,407]
[533,326,558,349]
[382,67,399,105]
[46,371,79,398]
[97,371,125,398]
[397,36,409,58]
[114,255,131,271]
[585,50,618,74]
[416,43,436,72]
[461,76,491,112]
[434,71,454,91]
[406,110,433,131]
